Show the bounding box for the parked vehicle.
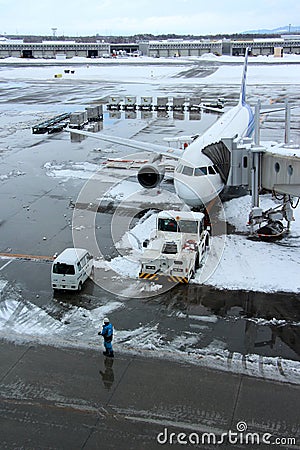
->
[51,248,93,291]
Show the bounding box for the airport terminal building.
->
[0,35,300,59]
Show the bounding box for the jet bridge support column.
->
[251,101,262,209]
[249,146,265,234]
[248,102,265,235]
[284,99,291,144]
[254,101,261,146]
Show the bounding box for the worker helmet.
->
[103,317,109,323]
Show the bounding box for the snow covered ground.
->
[205,195,300,292]
[1,54,300,87]
[0,61,183,83]
[2,53,300,65]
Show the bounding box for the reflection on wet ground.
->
[158,285,300,361]
[99,357,115,391]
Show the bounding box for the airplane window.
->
[182,166,194,176]
[194,167,207,176]
[208,166,216,175]
[176,163,184,173]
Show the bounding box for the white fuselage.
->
[174,102,254,206]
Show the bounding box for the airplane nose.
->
[174,178,204,206]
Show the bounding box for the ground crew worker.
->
[98,317,114,357]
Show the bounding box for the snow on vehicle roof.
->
[54,248,89,264]
[157,210,204,221]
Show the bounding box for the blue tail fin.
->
[239,47,250,105]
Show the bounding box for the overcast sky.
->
[0,0,298,36]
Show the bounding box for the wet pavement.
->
[1,340,299,450]
[0,59,300,447]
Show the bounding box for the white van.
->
[51,248,94,291]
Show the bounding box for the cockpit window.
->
[194,167,207,176]
[182,166,194,176]
[208,166,216,175]
[176,163,184,173]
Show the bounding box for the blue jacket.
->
[101,323,113,342]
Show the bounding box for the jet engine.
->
[137,163,165,189]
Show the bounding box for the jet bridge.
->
[216,101,300,238]
[261,144,300,198]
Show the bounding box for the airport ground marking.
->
[0,260,12,271]
[0,253,54,262]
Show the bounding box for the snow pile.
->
[107,256,140,278]
[0,280,8,299]
[116,210,157,250]
[199,53,300,64]
[117,323,164,351]
[102,179,144,202]
[203,234,300,293]
[44,161,102,181]
[0,299,62,336]
[0,169,26,181]
[0,297,124,342]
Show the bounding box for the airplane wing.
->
[260,107,291,114]
[260,104,299,115]
[200,105,224,114]
[65,127,182,160]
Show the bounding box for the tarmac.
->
[0,339,299,450]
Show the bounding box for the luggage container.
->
[69,111,88,129]
[171,97,186,111]
[85,105,103,121]
[107,96,122,110]
[123,96,137,110]
[139,96,153,110]
[188,97,201,111]
[155,97,169,111]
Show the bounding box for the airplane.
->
[67,48,255,208]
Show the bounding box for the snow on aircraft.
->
[67,48,255,207]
